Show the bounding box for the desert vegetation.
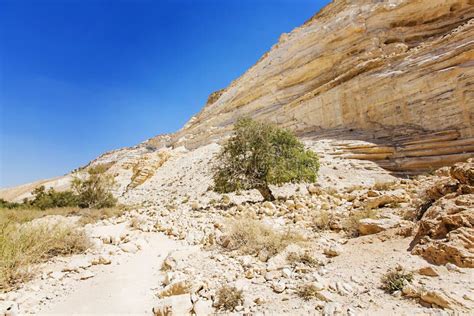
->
[381,266,414,294]
[0,165,123,292]
[222,218,305,257]
[215,285,244,311]
[213,118,319,201]
[0,221,89,291]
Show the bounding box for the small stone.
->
[62,258,92,272]
[120,243,139,254]
[402,283,420,298]
[262,201,276,210]
[418,266,440,277]
[193,300,213,316]
[91,256,112,266]
[445,263,460,272]
[271,281,286,293]
[324,244,342,257]
[152,294,192,316]
[420,290,454,309]
[265,270,281,281]
[316,290,336,302]
[245,269,254,279]
[79,271,95,280]
[323,302,343,316]
[282,268,292,278]
[358,218,400,235]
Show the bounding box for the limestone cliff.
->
[149,0,474,173]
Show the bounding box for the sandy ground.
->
[35,233,182,315]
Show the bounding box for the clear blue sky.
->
[0,0,329,188]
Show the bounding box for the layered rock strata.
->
[148,0,474,172]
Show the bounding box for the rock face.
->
[411,160,474,267]
[156,0,474,173]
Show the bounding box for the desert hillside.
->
[1,0,474,315]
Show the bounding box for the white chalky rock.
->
[152,294,193,316]
[120,242,139,253]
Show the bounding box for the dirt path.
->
[37,233,181,315]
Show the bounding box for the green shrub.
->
[28,186,78,210]
[0,199,21,209]
[213,118,319,201]
[72,165,117,209]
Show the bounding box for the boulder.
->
[193,300,213,316]
[418,266,440,277]
[420,290,456,309]
[411,194,474,268]
[152,294,193,316]
[62,258,92,272]
[365,189,407,209]
[450,160,474,185]
[162,248,197,271]
[358,217,401,235]
[323,244,342,257]
[119,242,139,254]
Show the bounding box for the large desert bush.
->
[213,118,319,201]
[71,165,117,209]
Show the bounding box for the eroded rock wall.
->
[156,0,474,172]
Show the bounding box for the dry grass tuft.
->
[158,281,191,298]
[215,285,244,311]
[381,266,413,294]
[287,251,319,267]
[223,219,305,257]
[312,210,333,230]
[78,207,127,225]
[296,283,319,301]
[373,181,397,191]
[0,221,90,291]
[0,206,127,227]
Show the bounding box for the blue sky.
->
[0,0,329,188]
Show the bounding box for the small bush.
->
[215,285,244,311]
[0,199,21,209]
[18,186,79,210]
[0,221,89,291]
[296,283,319,301]
[381,266,413,294]
[213,118,319,201]
[287,251,318,267]
[72,166,117,209]
[312,210,333,230]
[223,219,304,257]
